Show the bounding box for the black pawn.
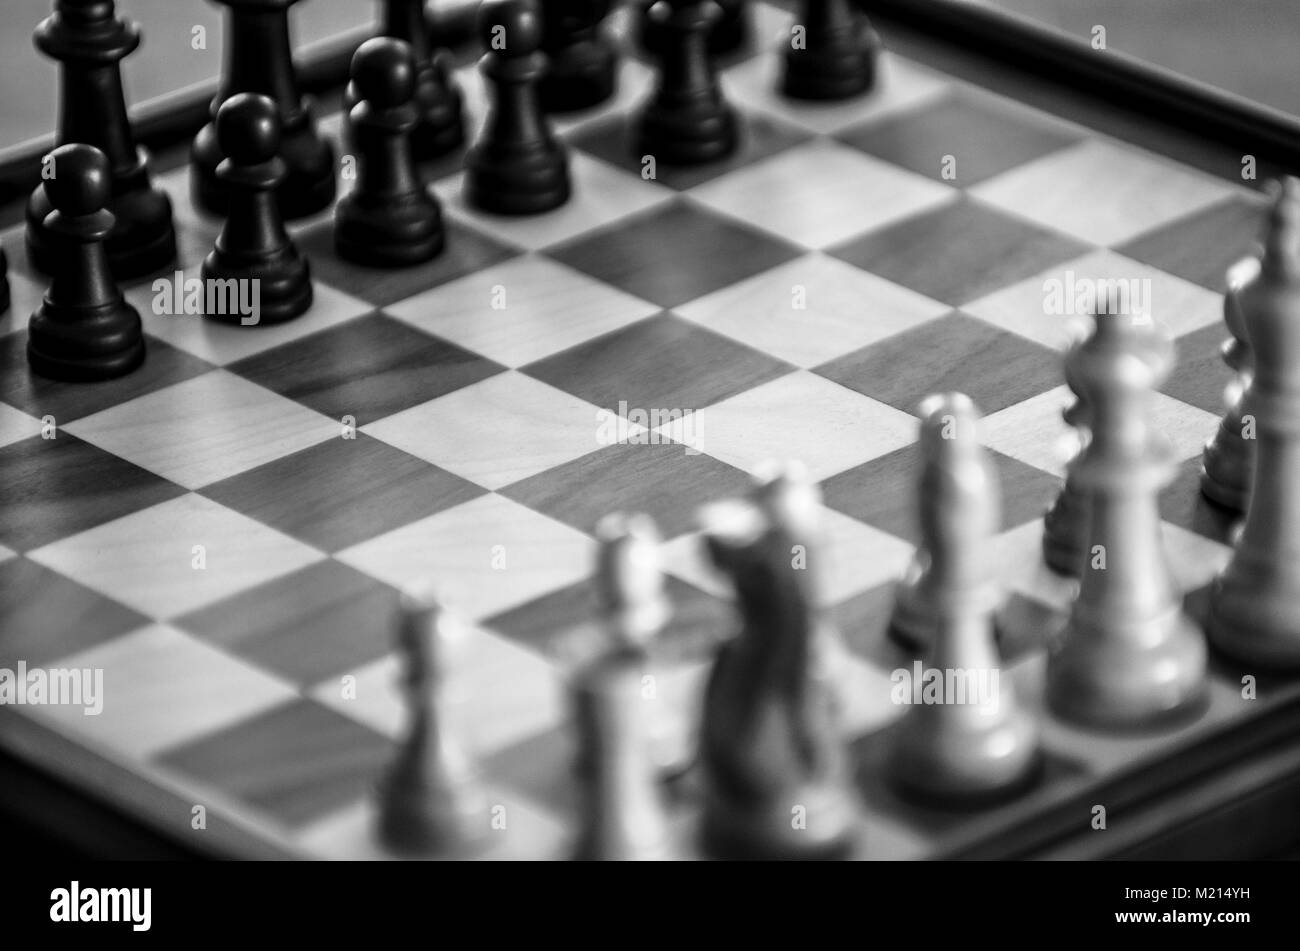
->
[539,0,618,112]
[27,145,145,382]
[634,0,738,166]
[202,94,312,324]
[26,0,175,280]
[639,0,747,57]
[337,38,445,267]
[192,0,336,220]
[345,0,464,159]
[781,0,879,100]
[0,245,9,316]
[465,0,571,215]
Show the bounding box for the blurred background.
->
[0,0,1296,157]
[975,0,1299,116]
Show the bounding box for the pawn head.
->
[351,36,417,108]
[43,143,111,216]
[917,392,981,450]
[479,0,543,55]
[216,92,282,166]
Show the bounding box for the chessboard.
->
[2,0,1299,861]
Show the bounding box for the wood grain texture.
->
[198,433,484,553]
[0,433,185,552]
[175,559,401,685]
[816,311,1062,414]
[158,699,394,829]
[547,202,803,308]
[523,313,793,414]
[228,312,505,427]
[838,88,1082,186]
[0,558,146,667]
[829,195,1088,306]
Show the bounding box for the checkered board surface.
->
[0,1,1295,859]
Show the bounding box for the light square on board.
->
[659,506,916,608]
[726,52,950,136]
[433,152,675,252]
[336,493,596,621]
[970,140,1241,247]
[0,402,43,449]
[657,370,918,481]
[686,139,956,250]
[962,249,1224,351]
[384,253,659,368]
[362,371,624,491]
[310,618,566,757]
[123,267,375,366]
[31,624,296,761]
[64,370,339,490]
[981,383,1220,478]
[27,493,325,620]
[673,252,949,368]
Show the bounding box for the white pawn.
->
[889,394,1041,802]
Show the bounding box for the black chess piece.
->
[192,0,336,219]
[201,94,312,324]
[781,0,879,100]
[634,0,738,166]
[465,0,571,215]
[26,0,175,280]
[0,245,9,316]
[639,0,748,57]
[345,0,465,158]
[27,145,146,382]
[539,0,618,112]
[1041,359,1090,576]
[336,38,446,267]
